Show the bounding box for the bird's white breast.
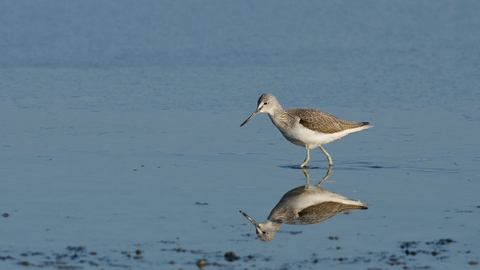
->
[271,117,370,148]
[277,122,350,148]
[274,186,365,215]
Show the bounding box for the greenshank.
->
[240,184,369,242]
[240,93,371,167]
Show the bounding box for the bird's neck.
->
[262,220,283,230]
[268,108,291,128]
[269,104,284,116]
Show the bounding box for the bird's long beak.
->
[239,210,260,228]
[240,108,260,127]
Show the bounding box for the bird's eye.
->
[263,102,268,105]
[262,231,266,234]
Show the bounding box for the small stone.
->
[196,259,207,268]
[135,249,142,255]
[224,251,239,262]
[469,261,478,265]
[2,213,9,217]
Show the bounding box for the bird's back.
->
[295,201,368,224]
[286,108,369,134]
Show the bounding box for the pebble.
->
[196,259,207,268]
[224,251,239,262]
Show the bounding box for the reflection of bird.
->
[240,185,369,242]
[240,93,371,167]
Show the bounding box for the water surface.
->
[1,1,479,269]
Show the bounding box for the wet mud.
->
[1,237,477,269]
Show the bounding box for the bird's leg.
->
[319,145,333,166]
[317,165,332,187]
[302,167,310,189]
[300,146,310,168]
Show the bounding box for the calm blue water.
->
[1,1,479,269]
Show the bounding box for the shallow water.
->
[1,1,480,269]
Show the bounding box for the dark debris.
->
[0,238,477,269]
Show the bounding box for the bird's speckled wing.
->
[294,201,368,225]
[286,108,369,134]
